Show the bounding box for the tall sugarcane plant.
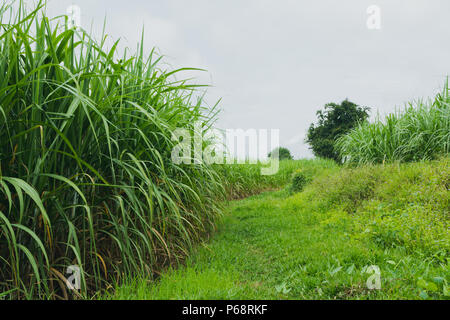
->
[0,1,224,299]
[336,83,450,164]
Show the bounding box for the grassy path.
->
[112,183,448,300]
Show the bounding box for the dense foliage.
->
[0,2,229,299]
[289,169,309,193]
[306,100,370,162]
[337,84,450,164]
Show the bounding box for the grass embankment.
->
[110,158,449,300]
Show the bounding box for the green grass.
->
[109,158,449,300]
[336,82,450,164]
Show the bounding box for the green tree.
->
[268,147,293,160]
[306,99,370,162]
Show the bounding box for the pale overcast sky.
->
[39,0,450,158]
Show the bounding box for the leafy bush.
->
[290,170,309,193]
[306,100,370,162]
[337,83,450,164]
[268,147,293,160]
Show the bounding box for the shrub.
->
[268,147,293,160]
[290,169,309,193]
